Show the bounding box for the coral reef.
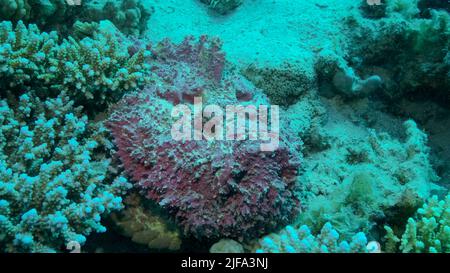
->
[0,0,447,255]
[0,0,75,32]
[0,20,151,113]
[107,36,303,241]
[255,223,368,253]
[0,91,131,252]
[384,194,450,253]
[350,1,449,104]
[298,99,441,239]
[200,0,243,15]
[112,193,182,251]
[394,99,450,185]
[0,0,152,35]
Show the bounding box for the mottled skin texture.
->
[107,37,302,240]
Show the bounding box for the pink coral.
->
[107,37,301,240]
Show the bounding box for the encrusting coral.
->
[384,194,450,253]
[0,0,72,31]
[0,91,131,252]
[255,222,368,253]
[112,193,182,251]
[242,63,316,106]
[0,20,151,113]
[107,36,303,241]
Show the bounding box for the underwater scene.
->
[0,0,449,255]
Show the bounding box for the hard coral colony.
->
[0,0,449,254]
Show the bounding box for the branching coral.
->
[0,20,151,113]
[112,193,182,251]
[81,0,153,36]
[0,91,131,252]
[0,0,72,29]
[255,223,368,253]
[0,0,152,35]
[107,36,303,241]
[384,194,450,253]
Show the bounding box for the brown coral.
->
[112,194,182,251]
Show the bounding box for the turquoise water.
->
[0,0,449,253]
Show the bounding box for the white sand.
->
[145,0,359,69]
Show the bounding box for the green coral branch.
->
[0,20,152,113]
[384,194,450,253]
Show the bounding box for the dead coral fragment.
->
[112,194,182,251]
[200,0,243,15]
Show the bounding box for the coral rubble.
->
[0,0,448,255]
[299,99,441,239]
